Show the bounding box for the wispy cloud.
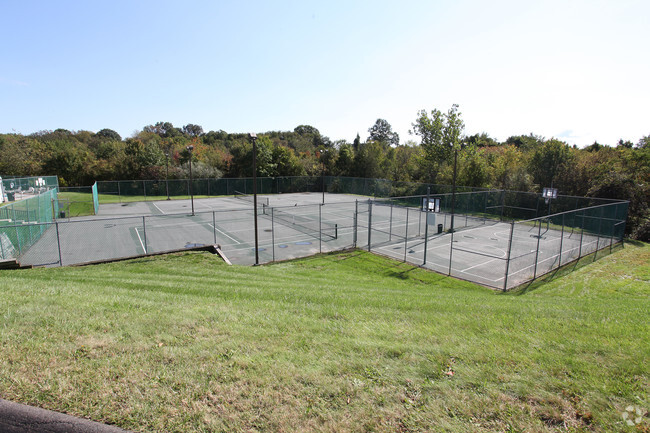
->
[0,77,29,87]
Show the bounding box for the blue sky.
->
[1,0,648,146]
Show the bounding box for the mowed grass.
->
[57,191,96,217]
[0,245,648,432]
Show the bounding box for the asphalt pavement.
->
[0,399,133,433]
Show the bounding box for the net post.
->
[334,224,338,240]
[502,221,515,291]
[53,220,63,266]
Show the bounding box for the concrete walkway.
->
[0,399,132,433]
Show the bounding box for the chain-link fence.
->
[95,176,492,203]
[365,194,628,290]
[5,186,628,290]
[13,200,361,267]
[0,188,59,260]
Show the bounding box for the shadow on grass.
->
[506,242,626,296]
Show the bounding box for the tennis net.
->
[234,191,269,207]
[269,206,338,240]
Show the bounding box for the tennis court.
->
[19,193,361,267]
[9,187,627,290]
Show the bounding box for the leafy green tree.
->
[353,133,361,152]
[143,122,182,138]
[527,139,574,190]
[96,128,122,141]
[367,118,399,147]
[353,141,385,179]
[227,136,275,177]
[487,145,533,191]
[272,145,304,176]
[182,124,204,137]
[457,146,489,187]
[504,134,544,151]
[464,132,497,148]
[410,104,465,181]
[0,135,44,176]
[335,144,354,176]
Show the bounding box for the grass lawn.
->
[57,191,96,217]
[0,244,648,432]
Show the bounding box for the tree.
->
[353,133,361,151]
[272,145,304,176]
[336,144,354,176]
[528,139,574,190]
[367,119,399,147]
[182,124,204,137]
[143,122,182,138]
[464,132,497,147]
[504,134,544,151]
[410,104,465,181]
[353,141,385,179]
[96,128,122,142]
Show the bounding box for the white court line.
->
[134,227,146,253]
[152,202,165,214]
[209,224,241,244]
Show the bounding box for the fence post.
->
[502,221,515,291]
[558,213,565,268]
[55,221,63,266]
[500,190,505,221]
[404,207,409,262]
[117,181,121,203]
[143,180,147,201]
[389,204,393,241]
[142,216,148,254]
[367,200,373,252]
[532,219,543,279]
[213,211,217,245]
[447,225,453,276]
[319,204,322,254]
[578,211,585,259]
[594,206,604,262]
[271,207,275,262]
[353,200,358,248]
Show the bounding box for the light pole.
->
[450,146,458,233]
[250,133,260,265]
[320,148,326,204]
[186,145,194,216]
[165,152,170,200]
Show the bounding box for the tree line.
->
[0,107,648,240]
